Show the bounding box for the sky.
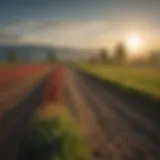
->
[0,0,160,51]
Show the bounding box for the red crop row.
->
[0,64,52,119]
[0,65,49,87]
[42,66,64,104]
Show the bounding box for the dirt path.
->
[0,73,50,160]
[64,68,112,160]
[64,67,160,160]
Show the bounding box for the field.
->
[0,64,57,160]
[0,64,51,117]
[0,63,160,160]
[0,64,91,160]
[64,67,160,160]
[77,63,160,100]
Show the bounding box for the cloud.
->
[4,20,107,33]
[0,20,109,47]
[0,20,159,49]
[0,27,23,45]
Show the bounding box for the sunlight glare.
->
[126,33,143,53]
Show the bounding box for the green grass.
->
[77,63,160,100]
[27,114,91,160]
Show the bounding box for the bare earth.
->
[64,67,160,160]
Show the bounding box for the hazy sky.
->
[0,0,160,50]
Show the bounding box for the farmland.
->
[0,63,160,160]
[0,64,91,160]
[0,64,53,160]
[64,66,160,160]
[77,63,160,100]
[0,64,51,116]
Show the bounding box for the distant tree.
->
[114,42,126,64]
[88,55,98,64]
[88,57,95,64]
[7,50,19,64]
[48,52,57,63]
[99,48,110,64]
[149,51,160,65]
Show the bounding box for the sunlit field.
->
[78,63,160,99]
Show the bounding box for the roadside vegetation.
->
[27,104,91,160]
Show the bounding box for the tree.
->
[99,48,110,64]
[88,57,95,64]
[7,50,19,64]
[114,42,126,64]
[149,51,160,65]
[48,52,57,63]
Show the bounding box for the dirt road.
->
[0,73,50,160]
[64,67,160,160]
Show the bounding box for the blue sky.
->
[0,0,160,50]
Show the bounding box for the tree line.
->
[6,50,57,64]
[90,42,126,65]
[4,44,160,65]
[90,42,160,66]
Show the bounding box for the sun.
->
[125,33,143,52]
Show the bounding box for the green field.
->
[77,63,160,100]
